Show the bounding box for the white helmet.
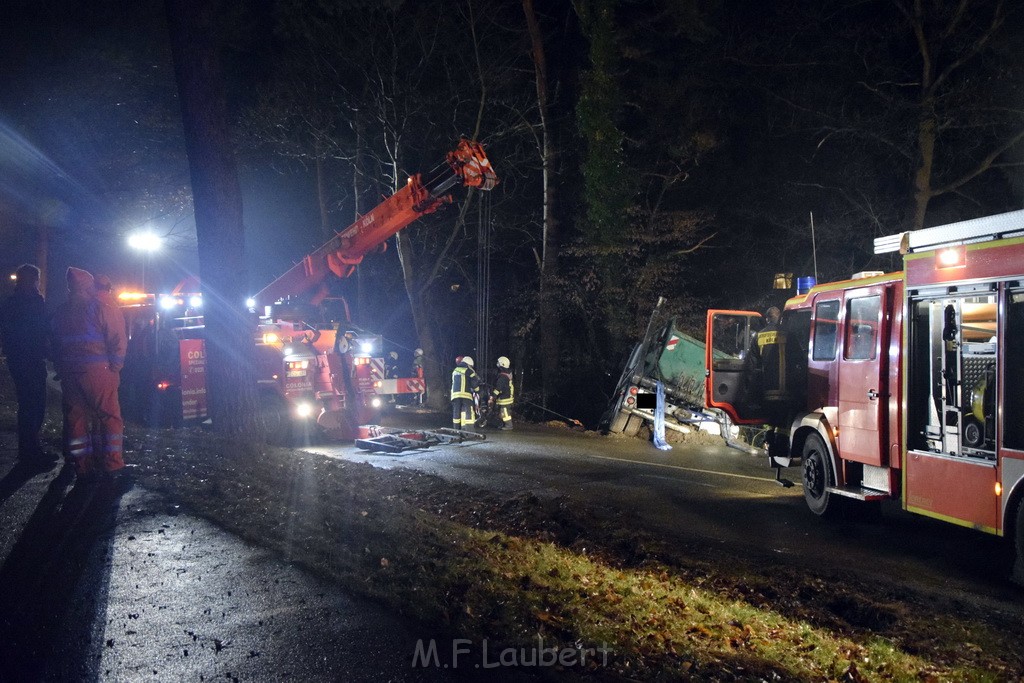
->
[414,348,423,356]
[461,356,474,367]
[497,356,510,369]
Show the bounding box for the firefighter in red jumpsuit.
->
[51,268,128,480]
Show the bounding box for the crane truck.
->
[704,210,1024,583]
[121,138,498,440]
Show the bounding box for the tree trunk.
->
[165,0,259,436]
[395,230,445,410]
[523,0,560,406]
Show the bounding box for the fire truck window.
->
[1005,291,1024,450]
[844,296,879,360]
[811,300,840,361]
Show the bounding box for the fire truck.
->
[705,210,1024,582]
[121,138,498,439]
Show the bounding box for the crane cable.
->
[476,190,492,384]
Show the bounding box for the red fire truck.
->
[121,138,497,439]
[705,210,1024,582]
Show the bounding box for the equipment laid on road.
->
[354,425,486,453]
[120,139,498,440]
[704,210,1024,584]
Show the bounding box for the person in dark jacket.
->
[0,264,54,466]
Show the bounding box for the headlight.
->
[245,297,256,309]
[360,341,374,354]
[295,402,314,418]
[189,295,202,308]
[159,296,178,310]
[370,397,382,408]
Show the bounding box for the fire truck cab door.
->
[705,310,766,424]
[836,285,891,466]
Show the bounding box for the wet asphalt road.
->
[0,435,531,683]
[307,410,1024,612]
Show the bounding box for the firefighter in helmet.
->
[491,356,515,430]
[450,355,479,430]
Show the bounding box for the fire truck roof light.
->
[937,247,964,268]
[284,347,294,356]
[360,342,374,353]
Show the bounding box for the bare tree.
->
[897,0,1024,229]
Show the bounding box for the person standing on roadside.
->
[450,355,479,430]
[0,264,54,467]
[51,267,128,481]
[411,348,425,404]
[490,356,515,430]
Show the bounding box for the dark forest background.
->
[1,0,1022,425]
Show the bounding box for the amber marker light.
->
[995,482,1002,497]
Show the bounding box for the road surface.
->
[305,412,1024,611]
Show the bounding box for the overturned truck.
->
[602,297,742,443]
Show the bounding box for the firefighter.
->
[51,267,128,481]
[385,350,401,378]
[411,348,425,404]
[491,356,515,430]
[756,306,782,395]
[0,264,54,467]
[385,350,400,404]
[450,355,479,430]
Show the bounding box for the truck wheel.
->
[606,408,630,434]
[802,433,835,517]
[623,414,644,437]
[260,394,291,444]
[1013,499,1024,587]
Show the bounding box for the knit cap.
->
[66,267,94,293]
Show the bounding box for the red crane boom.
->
[254,138,498,308]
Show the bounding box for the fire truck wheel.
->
[802,433,835,517]
[1013,499,1024,587]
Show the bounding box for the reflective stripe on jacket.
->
[492,371,514,406]
[451,363,479,400]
